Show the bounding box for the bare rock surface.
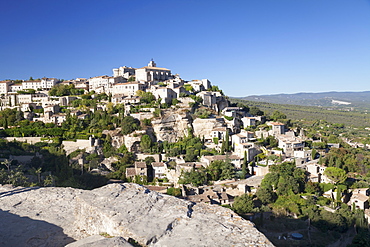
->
[66,235,132,247]
[0,183,274,247]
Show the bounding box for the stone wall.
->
[4,137,43,144]
[62,137,98,155]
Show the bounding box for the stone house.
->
[210,127,227,141]
[151,162,167,179]
[0,80,11,94]
[22,78,59,91]
[43,113,67,125]
[232,131,259,163]
[125,162,148,179]
[186,189,234,206]
[186,79,211,92]
[267,122,285,136]
[9,83,23,93]
[306,162,332,183]
[277,135,304,157]
[348,188,370,210]
[200,155,242,169]
[294,149,312,165]
[221,107,246,118]
[241,117,257,128]
[88,75,117,93]
[112,81,145,97]
[59,96,77,106]
[150,86,177,104]
[44,104,60,114]
[112,66,136,79]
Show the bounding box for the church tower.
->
[148,59,156,67]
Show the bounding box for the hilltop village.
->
[1,61,370,245]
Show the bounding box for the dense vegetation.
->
[0,140,107,189]
[231,162,369,246]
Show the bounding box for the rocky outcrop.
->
[0,183,273,247]
[192,117,226,139]
[151,111,192,142]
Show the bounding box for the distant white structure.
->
[332,99,351,105]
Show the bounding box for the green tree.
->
[140,135,152,153]
[324,167,347,184]
[167,187,182,197]
[206,160,235,181]
[128,76,135,82]
[1,159,12,171]
[249,106,264,116]
[140,92,156,104]
[224,130,230,152]
[311,148,317,160]
[178,169,207,186]
[121,116,140,135]
[271,110,287,121]
[256,187,276,204]
[232,194,254,215]
[241,151,249,178]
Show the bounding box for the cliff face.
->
[192,117,225,139]
[151,111,192,142]
[0,183,273,247]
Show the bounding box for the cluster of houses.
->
[305,161,370,212]
[0,60,228,125]
[2,60,370,213]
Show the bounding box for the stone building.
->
[135,60,172,83]
[0,80,11,94]
[112,66,136,79]
[267,122,285,136]
[22,78,59,91]
[112,81,145,97]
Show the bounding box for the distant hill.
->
[229,97,370,127]
[239,91,370,112]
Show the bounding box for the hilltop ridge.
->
[239,91,370,111]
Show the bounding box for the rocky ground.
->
[0,183,274,247]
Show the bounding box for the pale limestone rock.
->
[0,183,273,247]
[151,113,192,142]
[192,117,225,139]
[66,235,132,247]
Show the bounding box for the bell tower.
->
[148,59,156,67]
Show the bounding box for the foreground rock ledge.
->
[0,183,274,247]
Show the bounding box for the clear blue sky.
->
[1,0,370,96]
